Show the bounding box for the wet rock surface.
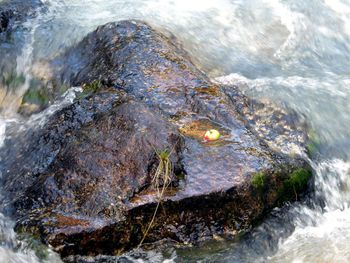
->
[1,20,312,258]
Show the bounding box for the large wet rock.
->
[1,21,312,257]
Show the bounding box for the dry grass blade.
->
[138,146,174,248]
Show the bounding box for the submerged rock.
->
[0,0,45,114]
[1,20,312,257]
[0,9,11,33]
[0,0,42,33]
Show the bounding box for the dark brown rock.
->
[1,20,312,257]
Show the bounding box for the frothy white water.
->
[269,160,350,263]
[0,213,61,263]
[215,73,350,147]
[1,0,350,262]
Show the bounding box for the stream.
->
[1,0,350,262]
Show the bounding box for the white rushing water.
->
[1,0,350,262]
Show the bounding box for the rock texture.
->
[1,20,312,257]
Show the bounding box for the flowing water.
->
[1,0,350,262]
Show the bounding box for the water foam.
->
[269,159,350,263]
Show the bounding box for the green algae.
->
[22,88,50,106]
[16,232,49,260]
[19,85,51,115]
[2,72,25,89]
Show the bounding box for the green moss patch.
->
[280,168,312,201]
[75,79,103,100]
[306,130,321,156]
[251,172,266,190]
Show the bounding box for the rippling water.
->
[1,0,350,262]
